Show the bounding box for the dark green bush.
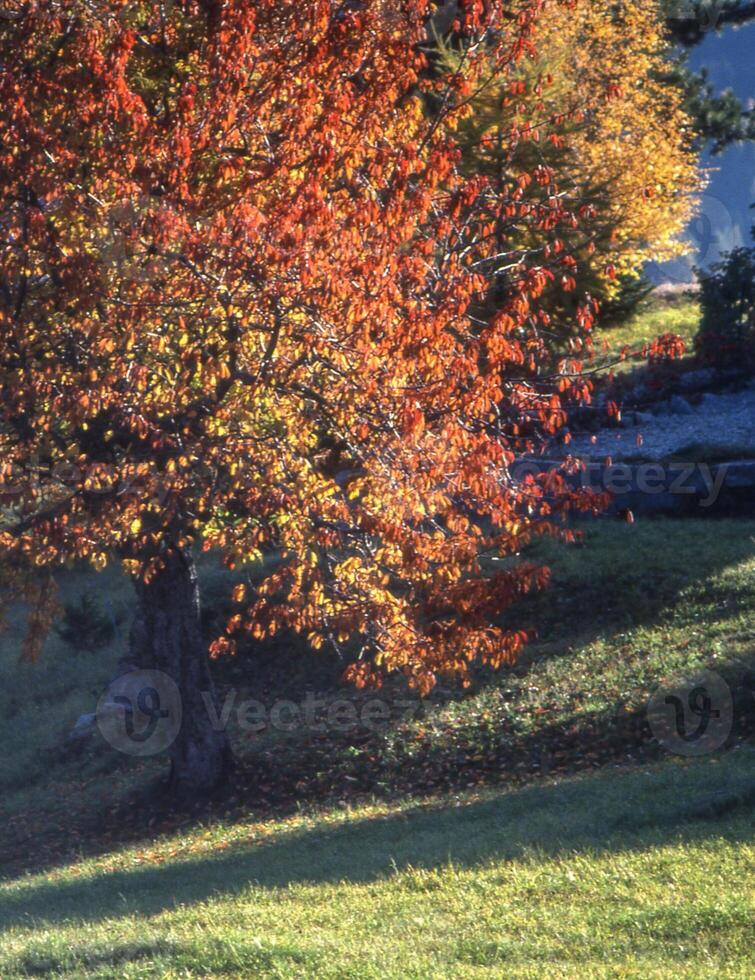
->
[696,247,755,370]
[54,592,121,653]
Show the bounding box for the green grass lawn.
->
[0,748,753,978]
[593,298,701,374]
[0,516,753,977]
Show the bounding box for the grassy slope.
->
[601,298,701,351]
[592,298,701,374]
[0,516,753,977]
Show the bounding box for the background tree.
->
[696,244,755,366]
[438,0,702,329]
[663,1,755,152]
[1,0,613,796]
[665,0,755,45]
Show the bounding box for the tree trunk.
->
[132,547,232,799]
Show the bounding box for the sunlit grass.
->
[0,747,753,978]
[593,298,701,374]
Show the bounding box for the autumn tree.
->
[1,0,607,796]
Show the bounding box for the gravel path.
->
[562,382,755,461]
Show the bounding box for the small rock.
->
[669,394,694,416]
[678,369,715,393]
[687,791,742,820]
[723,460,755,488]
[652,400,671,416]
[720,368,748,384]
[69,712,97,742]
[621,409,654,428]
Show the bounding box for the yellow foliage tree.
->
[440,0,703,321]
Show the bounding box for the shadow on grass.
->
[13,937,319,979]
[2,746,753,930]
